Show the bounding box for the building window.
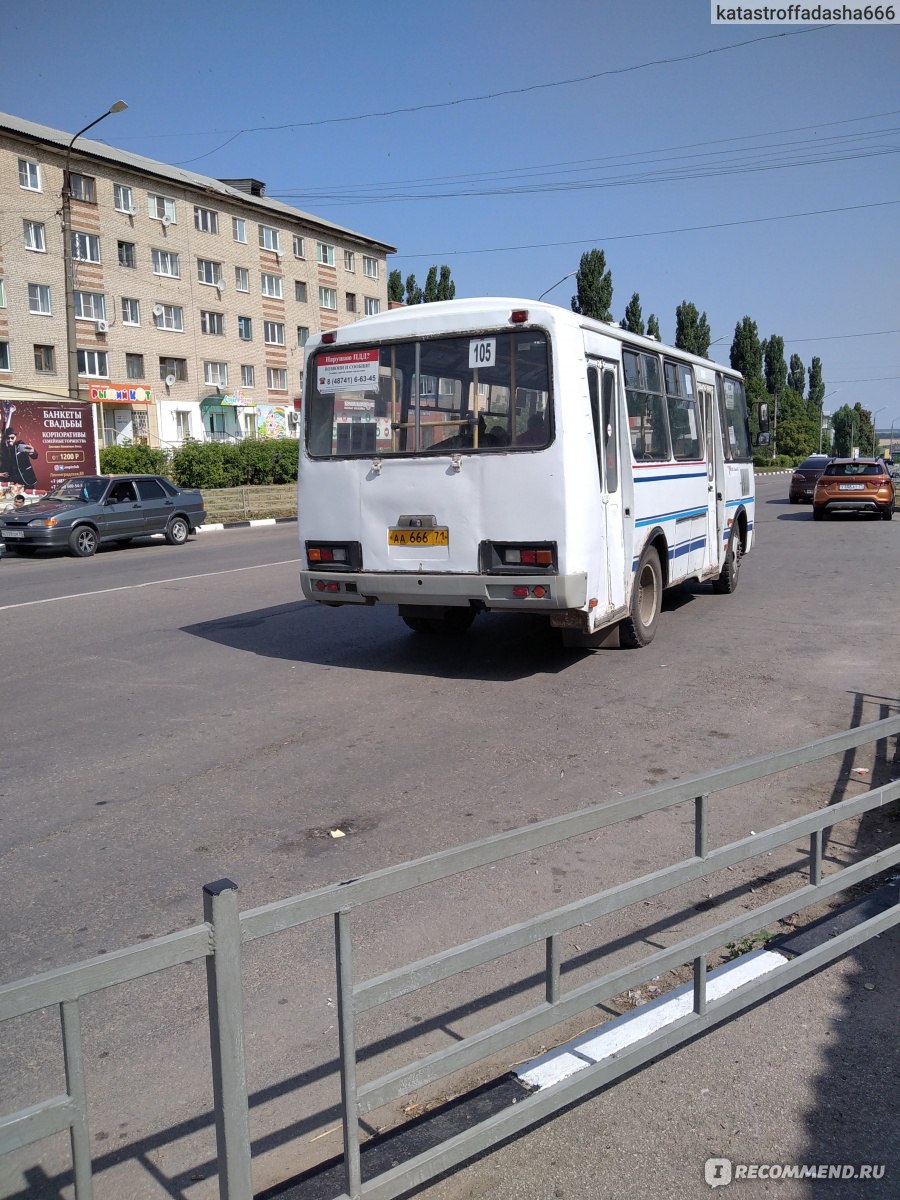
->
[294,280,307,303]
[261,273,282,299]
[34,344,55,373]
[204,361,228,386]
[200,310,225,335]
[235,266,250,292]
[264,321,285,345]
[317,242,335,267]
[364,297,381,316]
[19,159,41,191]
[346,293,357,313]
[241,364,255,387]
[154,304,184,331]
[24,220,46,252]
[233,217,247,243]
[69,173,96,203]
[113,183,135,213]
[148,193,177,223]
[0,342,9,371]
[160,357,188,381]
[293,234,305,258]
[152,248,180,277]
[28,284,52,315]
[174,410,192,439]
[77,349,109,377]
[297,326,309,347]
[0,279,4,307]
[72,232,101,263]
[319,286,337,310]
[267,367,287,391]
[126,353,145,380]
[197,258,224,287]
[74,291,107,321]
[363,256,379,279]
[258,225,281,252]
[344,250,355,272]
[121,298,140,325]
[238,316,253,341]
[194,206,219,234]
[118,240,136,268]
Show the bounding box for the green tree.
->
[763,335,788,398]
[388,270,404,303]
[647,313,661,340]
[729,317,764,385]
[623,292,644,335]
[807,356,825,407]
[436,264,456,301]
[831,402,873,457]
[571,248,613,322]
[788,353,805,394]
[405,274,423,305]
[423,266,439,303]
[674,301,711,357]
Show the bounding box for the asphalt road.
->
[1,476,898,1200]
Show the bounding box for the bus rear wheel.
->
[401,607,476,636]
[619,546,662,648]
[713,526,742,594]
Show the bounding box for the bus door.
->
[588,362,626,615]
[700,384,724,567]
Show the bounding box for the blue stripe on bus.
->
[634,507,709,527]
[633,471,707,483]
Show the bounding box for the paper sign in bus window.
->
[318,350,380,393]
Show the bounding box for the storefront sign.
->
[90,385,153,404]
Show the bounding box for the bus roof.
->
[311,297,742,378]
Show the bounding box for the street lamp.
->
[819,389,839,454]
[62,101,128,401]
[871,406,885,456]
[537,270,578,302]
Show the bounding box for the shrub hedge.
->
[98,439,300,489]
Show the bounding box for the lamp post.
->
[62,101,128,402]
[871,406,885,456]
[537,270,578,302]
[818,389,839,454]
[889,420,896,461]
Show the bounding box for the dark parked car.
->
[788,455,831,503]
[0,475,206,557]
[812,458,896,521]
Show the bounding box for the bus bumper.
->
[300,570,589,612]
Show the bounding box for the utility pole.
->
[61,102,128,401]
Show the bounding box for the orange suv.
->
[812,458,896,522]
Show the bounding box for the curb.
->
[197,516,296,532]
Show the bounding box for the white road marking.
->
[0,559,300,612]
[515,949,787,1090]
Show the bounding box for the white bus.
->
[298,298,758,648]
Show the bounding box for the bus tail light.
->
[509,309,529,324]
[305,541,362,570]
[480,541,558,573]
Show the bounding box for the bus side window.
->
[602,370,618,492]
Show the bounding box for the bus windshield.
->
[306,329,551,457]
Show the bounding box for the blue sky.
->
[4,0,898,431]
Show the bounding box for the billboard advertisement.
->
[0,399,98,499]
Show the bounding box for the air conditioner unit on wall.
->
[288,410,301,427]
[96,319,109,334]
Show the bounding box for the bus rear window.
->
[306,330,551,458]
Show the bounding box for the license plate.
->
[839,483,865,491]
[2,529,24,538]
[388,527,449,547]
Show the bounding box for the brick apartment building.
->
[0,110,395,450]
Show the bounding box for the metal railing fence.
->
[1,714,898,1200]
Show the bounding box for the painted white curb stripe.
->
[197,523,225,532]
[515,949,788,1090]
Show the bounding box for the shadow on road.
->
[181,589,699,681]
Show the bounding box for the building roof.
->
[0,110,396,254]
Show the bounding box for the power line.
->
[171,26,828,166]
[387,199,900,259]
